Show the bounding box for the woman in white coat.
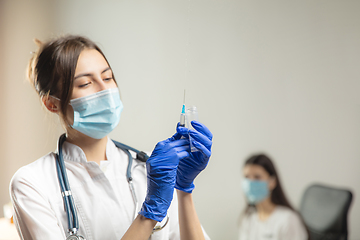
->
[10,35,212,240]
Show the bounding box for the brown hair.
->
[28,35,116,123]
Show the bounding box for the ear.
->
[268,176,277,191]
[42,96,60,113]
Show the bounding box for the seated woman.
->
[239,154,308,240]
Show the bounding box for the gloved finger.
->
[192,141,211,159]
[189,129,212,150]
[152,138,189,156]
[171,132,183,141]
[152,145,190,161]
[169,142,191,160]
[175,145,191,160]
[148,144,191,168]
[176,122,190,138]
[167,138,190,148]
[190,121,213,141]
[152,143,190,157]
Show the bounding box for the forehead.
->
[243,164,269,176]
[75,49,109,73]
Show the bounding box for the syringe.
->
[179,90,186,127]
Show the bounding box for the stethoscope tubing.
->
[56,134,79,232]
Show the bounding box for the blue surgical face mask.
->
[69,88,123,139]
[242,178,270,204]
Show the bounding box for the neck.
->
[66,132,108,165]
[256,197,276,221]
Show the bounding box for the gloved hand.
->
[174,121,213,193]
[139,134,190,222]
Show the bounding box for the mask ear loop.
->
[50,95,61,101]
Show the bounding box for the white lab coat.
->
[10,137,210,240]
[238,206,307,240]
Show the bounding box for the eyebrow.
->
[74,67,112,80]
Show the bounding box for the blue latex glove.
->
[174,121,213,193]
[139,134,190,222]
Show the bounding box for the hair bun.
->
[34,38,43,47]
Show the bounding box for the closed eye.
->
[79,82,91,88]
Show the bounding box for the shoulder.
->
[274,206,303,223]
[10,152,58,198]
[274,206,308,239]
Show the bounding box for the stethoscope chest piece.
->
[66,235,85,240]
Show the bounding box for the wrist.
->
[176,189,194,205]
[176,189,192,197]
[175,181,195,193]
[139,199,170,222]
[138,214,158,226]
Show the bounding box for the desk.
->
[0,218,19,240]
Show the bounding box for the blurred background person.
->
[239,154,308,240]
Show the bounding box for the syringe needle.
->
[183,89,186,105]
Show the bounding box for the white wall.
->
[1,1,359,239]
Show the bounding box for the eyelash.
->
[79,82,91,88]
[78,77,113,88]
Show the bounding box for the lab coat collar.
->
[56,135,117,164]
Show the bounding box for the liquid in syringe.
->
[179,90,186,127]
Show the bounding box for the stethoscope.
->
[56,134,169,240]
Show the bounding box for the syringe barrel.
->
[180,114,186,127]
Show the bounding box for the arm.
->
[10,169,66,240]
[121,215,157,240]
[177,190,205,240]
[175,121,213,240]
[124,134,190,240]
